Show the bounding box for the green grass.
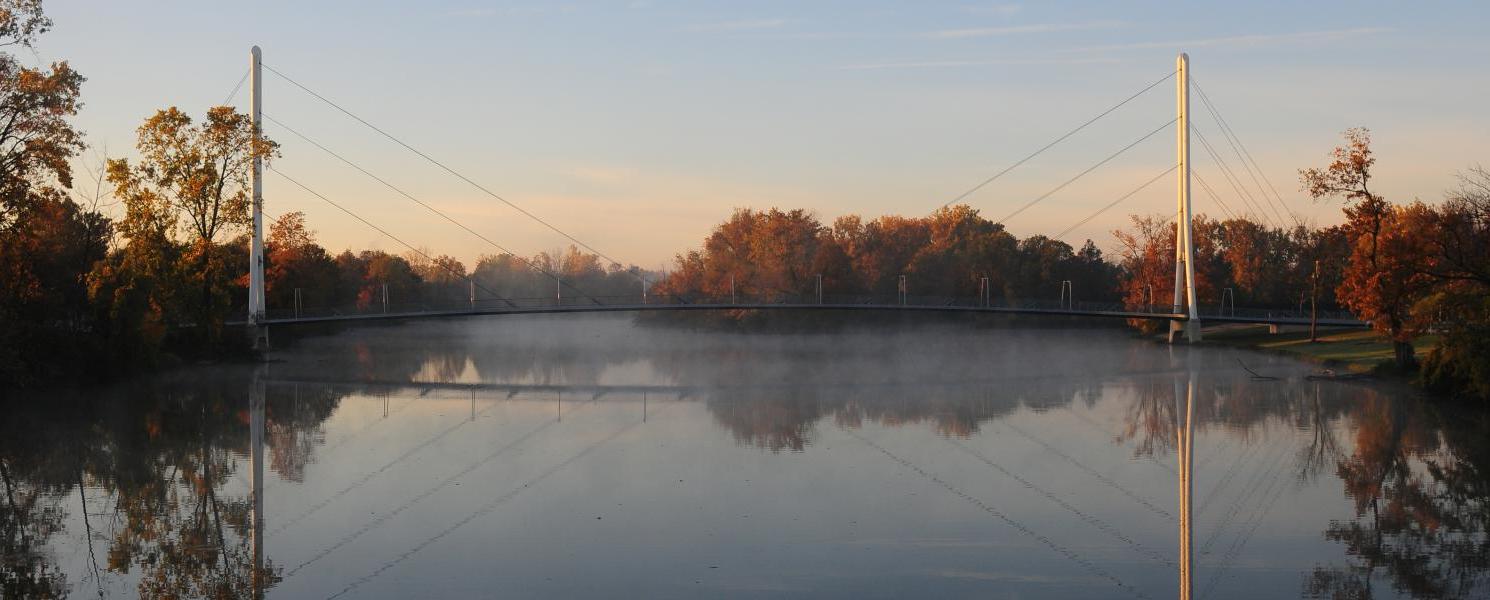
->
[1201,325,1438,373]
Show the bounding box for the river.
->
[2,313,1485,599]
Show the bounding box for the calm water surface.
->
[4,314,1488,598]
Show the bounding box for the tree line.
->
[648,128,1488,398]
[0,0,1485,399]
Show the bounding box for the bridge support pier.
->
[249,325,270,351]
[1167,320,1201,344]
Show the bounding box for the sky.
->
[33,1,1490,269]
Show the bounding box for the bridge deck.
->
[230,302,1366,328]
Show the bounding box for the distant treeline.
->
[258,211,653,314]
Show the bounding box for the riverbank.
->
[1198,324,1437,375]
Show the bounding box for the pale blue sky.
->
[37,1,1490,267]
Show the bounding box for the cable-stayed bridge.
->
[228,48,1365,338]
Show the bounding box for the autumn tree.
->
[105,106,277,347]
[848,215,928,295]
[1418,168,1490,399]
[908,205,1016,300]
[653,208,825,302]
[0,0,111,386]
[360,251,420,309]
[264,211,336,312]
[1301,128,1431,368]
[1113,215,1176,332]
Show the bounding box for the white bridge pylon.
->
[248,45,269,349]
[1171,52,1202,343]
[242,49,1210,342]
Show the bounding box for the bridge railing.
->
[260,287,1169,321]
[257,285,1359,324]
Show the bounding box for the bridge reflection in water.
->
[250,372,267,600]
[6,319,1487,598]
[255,362,1210,599]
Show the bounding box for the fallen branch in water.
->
[1238,359,1279,381]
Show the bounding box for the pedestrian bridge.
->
[231,295,1365,329]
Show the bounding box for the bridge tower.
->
[248,46,269,348]
[1170,52,1202,343]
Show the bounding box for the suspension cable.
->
[1191,123,1262,220]
[1191,79,1299,227]
[1053,164,1177,240]
[998,117,1175,225]
[268,166,515,307]
[938,69,1177,212]
[260,62,653,290]
[1189,80,1294,227]
[222,67,249,107]
[261,112,604,305]
[1191,124,1276,228]
[1192,170,1238,221]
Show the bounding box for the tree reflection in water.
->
[0,368,343,598]
[1305,397,1490,599]
[4,316,1490,598]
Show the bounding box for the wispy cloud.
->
[924,20,1124,39]
[683,18,789,33]
[840,56,1120,70]
[1073,27,1390,52]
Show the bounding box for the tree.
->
[1338,202,1437,368]
[850,214,929,295]
[0,1,50,49]
[0,0,110,387]
[910,205,1016,300]
[1113,215,1176,333]
[264,212,336,313]
[1301,128,1427,368]
[361,251,420,310]
[1418,168,1490,399]
[106,106,278,347]
[654,208,825,302]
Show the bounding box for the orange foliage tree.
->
[1301,128,1434,368]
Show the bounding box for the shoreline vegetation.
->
[0,1,1486,401]
[1195,325,1438,377]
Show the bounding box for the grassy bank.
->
[1199,324,1437,374]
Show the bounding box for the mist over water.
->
[5,314,1486,599]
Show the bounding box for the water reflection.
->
[1304,397,1490,598]
[1,369,305,598]
[1,315,1487,598]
